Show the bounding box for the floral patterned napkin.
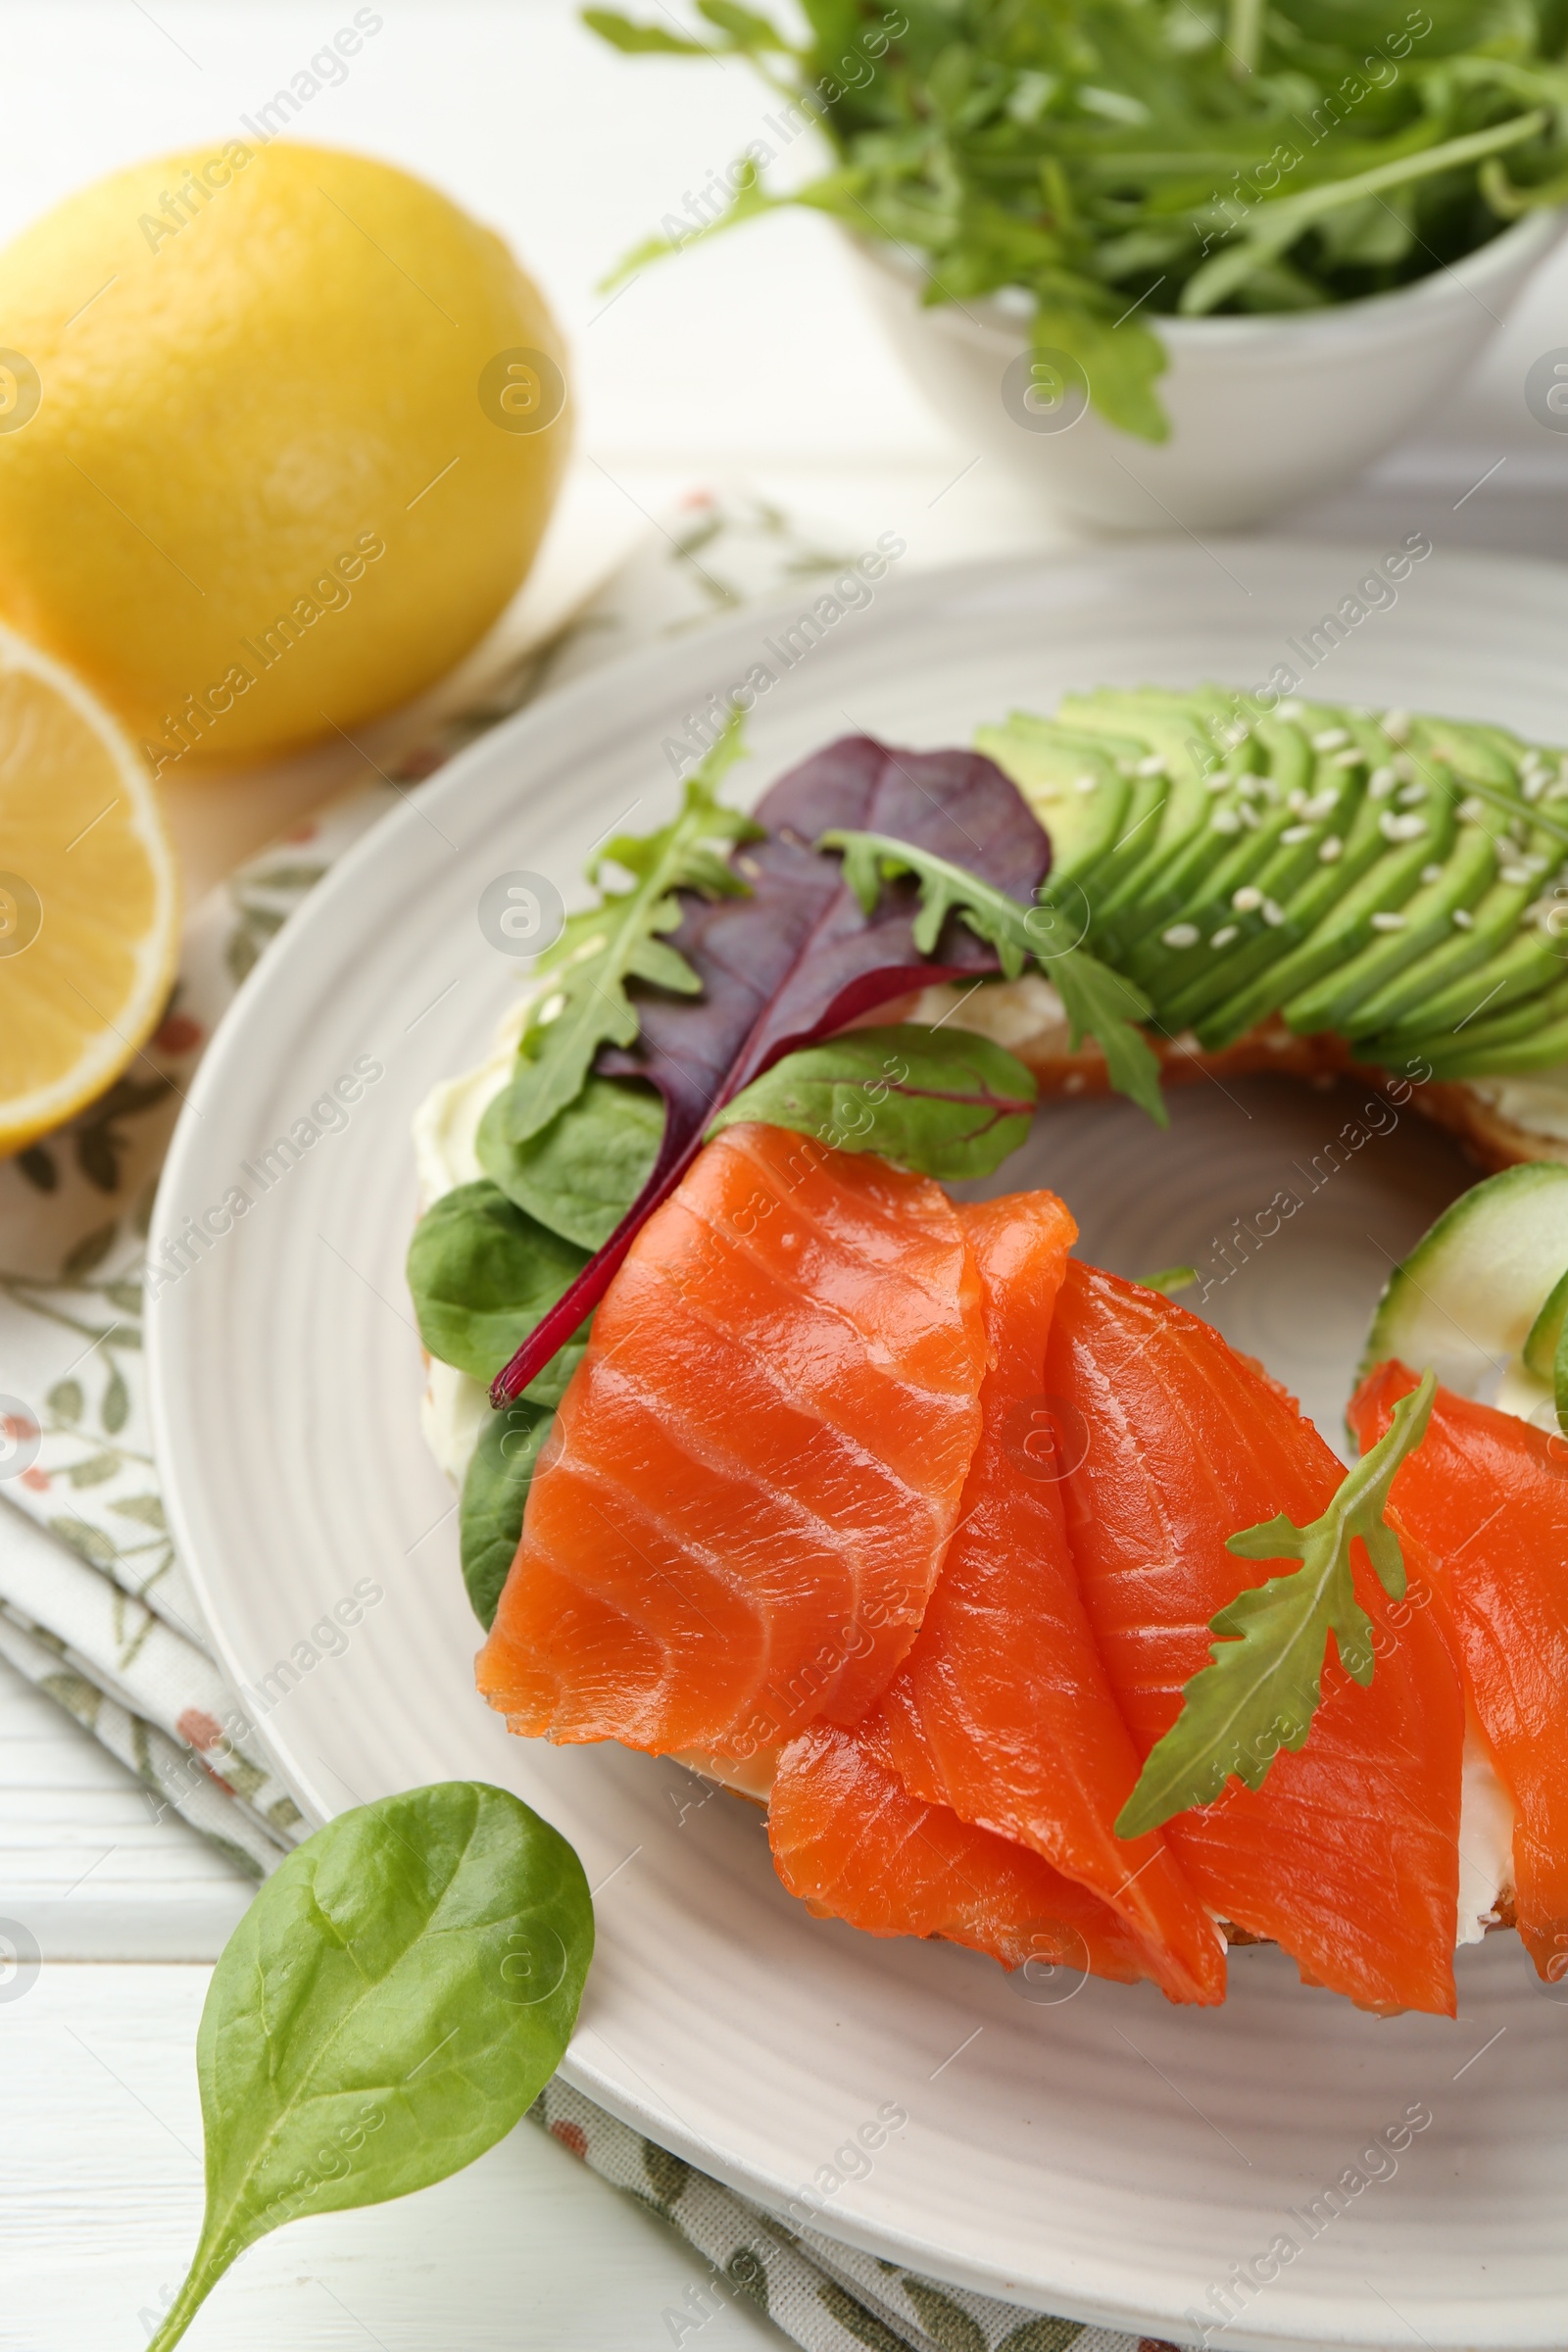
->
[0,489,1166,2352]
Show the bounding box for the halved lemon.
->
[0,624,178,1154]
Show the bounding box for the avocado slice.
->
[1132,725,1360,1011]
[1343,857,1555,1038]
[1344,739,1568,1040]
[1191,787,1459,1049]
[1358,905,1568,1057]
[1423,998,1568,1080]
[1052,687,1241,951]
[1384,964,1568,1076]
[975,715,1132,904]
[1161,713,1401,1040]
[1282,820,1497,1034]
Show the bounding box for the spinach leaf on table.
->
[148,1782,593,2352]
[406,1181,588,1391]
[711,1022,1038,1179]
[478,1073,665,1251]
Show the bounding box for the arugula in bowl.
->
[587,0,1568,436]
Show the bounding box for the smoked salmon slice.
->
[1047,1263,1463,2017]
[769,1712,1156,1985]
[1350,1359,1567,1984]
[476,1124,989,1758]
[881,1195,1226,2005]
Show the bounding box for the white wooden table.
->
[6,4,1568,2343]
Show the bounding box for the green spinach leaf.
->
[148,1782,593,2352]
[461,1399,558,1628]
[478,1074,665,1251]
[407,1182,588,1388]
[710,1022,1036,1179]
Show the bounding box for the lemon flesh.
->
[0,140,571,767]
[0,627,178,1152]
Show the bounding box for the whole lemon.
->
[0,141,570,769]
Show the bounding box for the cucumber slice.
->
[975,716,1132,901]
[1359,1161,1568,1398]
[1523,1264,1568,1381]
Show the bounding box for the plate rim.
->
[145,535,1568,2349]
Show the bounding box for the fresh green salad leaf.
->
[491,715,760,1149]
[587,0,1568,439]
[462,1400,558,1627]
[148,1783,592,2352]
[710,1022,1037,1177]
[1140,1263,1198,1295]
[821,828,1167,1124]
[478,1074,665,1252]
[1115,1370,1437,1838]
[406,1181,588,1391]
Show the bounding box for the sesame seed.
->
[1074,773,1101,795]
[1232,885,1264,912]
[1211,808,1242,835]
[1458,797,1487,822]
[1262,899,1286,926]
[1302,789,1340,819]
[1420,864,1445,885]
[1137,754,1167,778]
[1383,709,1411,744]
[1207,770,1234,793]
[1312,727,1350,752]
[1281,823,1313,844]
[1318,835,1344,862]
[1162,922,1200,949]
[1279,699,1307,721]
[1371,910,1406,931]
[1333,748,1362,769]
[1380,811,1428,842]
[1502,862,1536,885]
[1369,767,1397,799]
[1209,924,1239,948]
[1396,782,1428,807]
[1452,907,1475,928]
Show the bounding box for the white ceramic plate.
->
[148,543,1568,2352]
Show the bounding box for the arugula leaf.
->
[491,732,1051,1402]
[1034,301,1168,445]
[1114,1371,1438,1838]
[462,1400,557,1627]
[491,715,760,1150]
[581,7,715,50]
[710,1022,1037,1179]
[148,1783,592,2352]
[406,1182,588,1391]
[1140,1264,1198,1295]
[478,1074,664,1251]
[586,0,1568,443]
[821,828,1168,1126]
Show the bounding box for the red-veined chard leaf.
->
[490,731,1050,1401]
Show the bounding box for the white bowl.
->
[850,210,1566,531]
